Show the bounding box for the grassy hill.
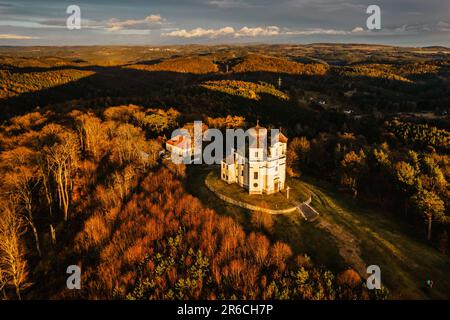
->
[303,176,450,299]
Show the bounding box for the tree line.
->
[287,128,449,248]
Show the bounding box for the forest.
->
[0,106,378,300]
[0,44,449,300]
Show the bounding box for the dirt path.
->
[310,181,418,288]
[306,187,368,278]
[308,182,418,280]
[315,217,367,278]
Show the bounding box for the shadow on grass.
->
[185,164,346,273]
[300,175,450,299]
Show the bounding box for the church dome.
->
[248,120,267,135]
[248,121,267,148]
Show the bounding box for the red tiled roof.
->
[166,135,191,149]
[277,132,288,143]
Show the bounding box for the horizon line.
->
[0,42,449,49]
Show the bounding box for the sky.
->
[0,0,449,46]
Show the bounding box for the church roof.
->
[246,122,288,148]
[275,132,288,143]
[248,120,266,134]
[166,135,191,150]
[248,121,267,148]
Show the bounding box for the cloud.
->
[0,33,39,39]
[1,1,448,46]
[351,27,365,33]
[236,26,280,37]
[164,26,235,38]
[283,28,348,35]
[393,21,450,33]
[105,14,166,31]
[165,26,281,38]
[208,0,253,8]
[39,14,167,32]
[164,25,364,38]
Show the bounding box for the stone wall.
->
[205,178,298,215]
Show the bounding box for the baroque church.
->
[221,123,288,195]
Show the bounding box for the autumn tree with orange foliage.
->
[0,108,374,300]
[66,167,370,300]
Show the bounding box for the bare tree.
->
[74,113,106,160]
[251,209,274,232]
[144,139,163,168]
[37,155,54,218]
[110,124,147,166]
[44,131,79,221]
[0,199,30,300]
[5,167,42,257]
[1,147,42,258]
[0,263,7,299]
[112,165,136,201]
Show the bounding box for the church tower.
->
[247,121,267,194]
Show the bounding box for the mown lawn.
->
[205,170,296,210]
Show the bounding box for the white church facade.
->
[221,124,288,195]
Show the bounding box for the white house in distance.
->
[165,134,194,162]
[165,122,208,164]
[221,123,288,195]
